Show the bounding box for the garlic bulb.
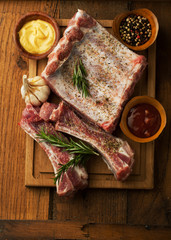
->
[21,75,50,106]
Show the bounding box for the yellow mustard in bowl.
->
[18,19,55,54]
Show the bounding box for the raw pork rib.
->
[42,9,147,133]
[19,103,88,196]
[50,102,134,181]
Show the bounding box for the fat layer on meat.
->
[42,9,147,133]
[51,102,134,181]
[19,103,88,197]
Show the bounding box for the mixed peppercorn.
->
[119,14,152,46]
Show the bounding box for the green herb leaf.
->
[53,154,90,184]
[72,59,90,98]
[36,128,99,183]
[37,128,99,156]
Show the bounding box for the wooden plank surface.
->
[0,2,171,239]
[0,1,50,220]
[127,0,171,226]
[0,220,171,240]
[56,18,113,27]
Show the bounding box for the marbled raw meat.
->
[42,9,147,133]
[19,103,88,196]
[50,102,134,181]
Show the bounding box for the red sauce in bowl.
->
[127,103,161,138]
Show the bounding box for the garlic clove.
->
[21,75,50,106]
[21,85,26,99]
[26,92,42,106]
[29,76,46,86]
[33,86,50,102]
[25,94,31,104]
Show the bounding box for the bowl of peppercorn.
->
[112,8,159,51]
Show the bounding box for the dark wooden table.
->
[0,1,171,239]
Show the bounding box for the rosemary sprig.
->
[72,59,90,98]
[53,154,90,184]
[37,128,99,156]
[36,128,99,184]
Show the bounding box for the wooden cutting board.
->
[25,19,156,189]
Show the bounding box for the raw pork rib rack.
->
[50,102,135,181]
[42,9,147,133]
[19,103,88,197]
